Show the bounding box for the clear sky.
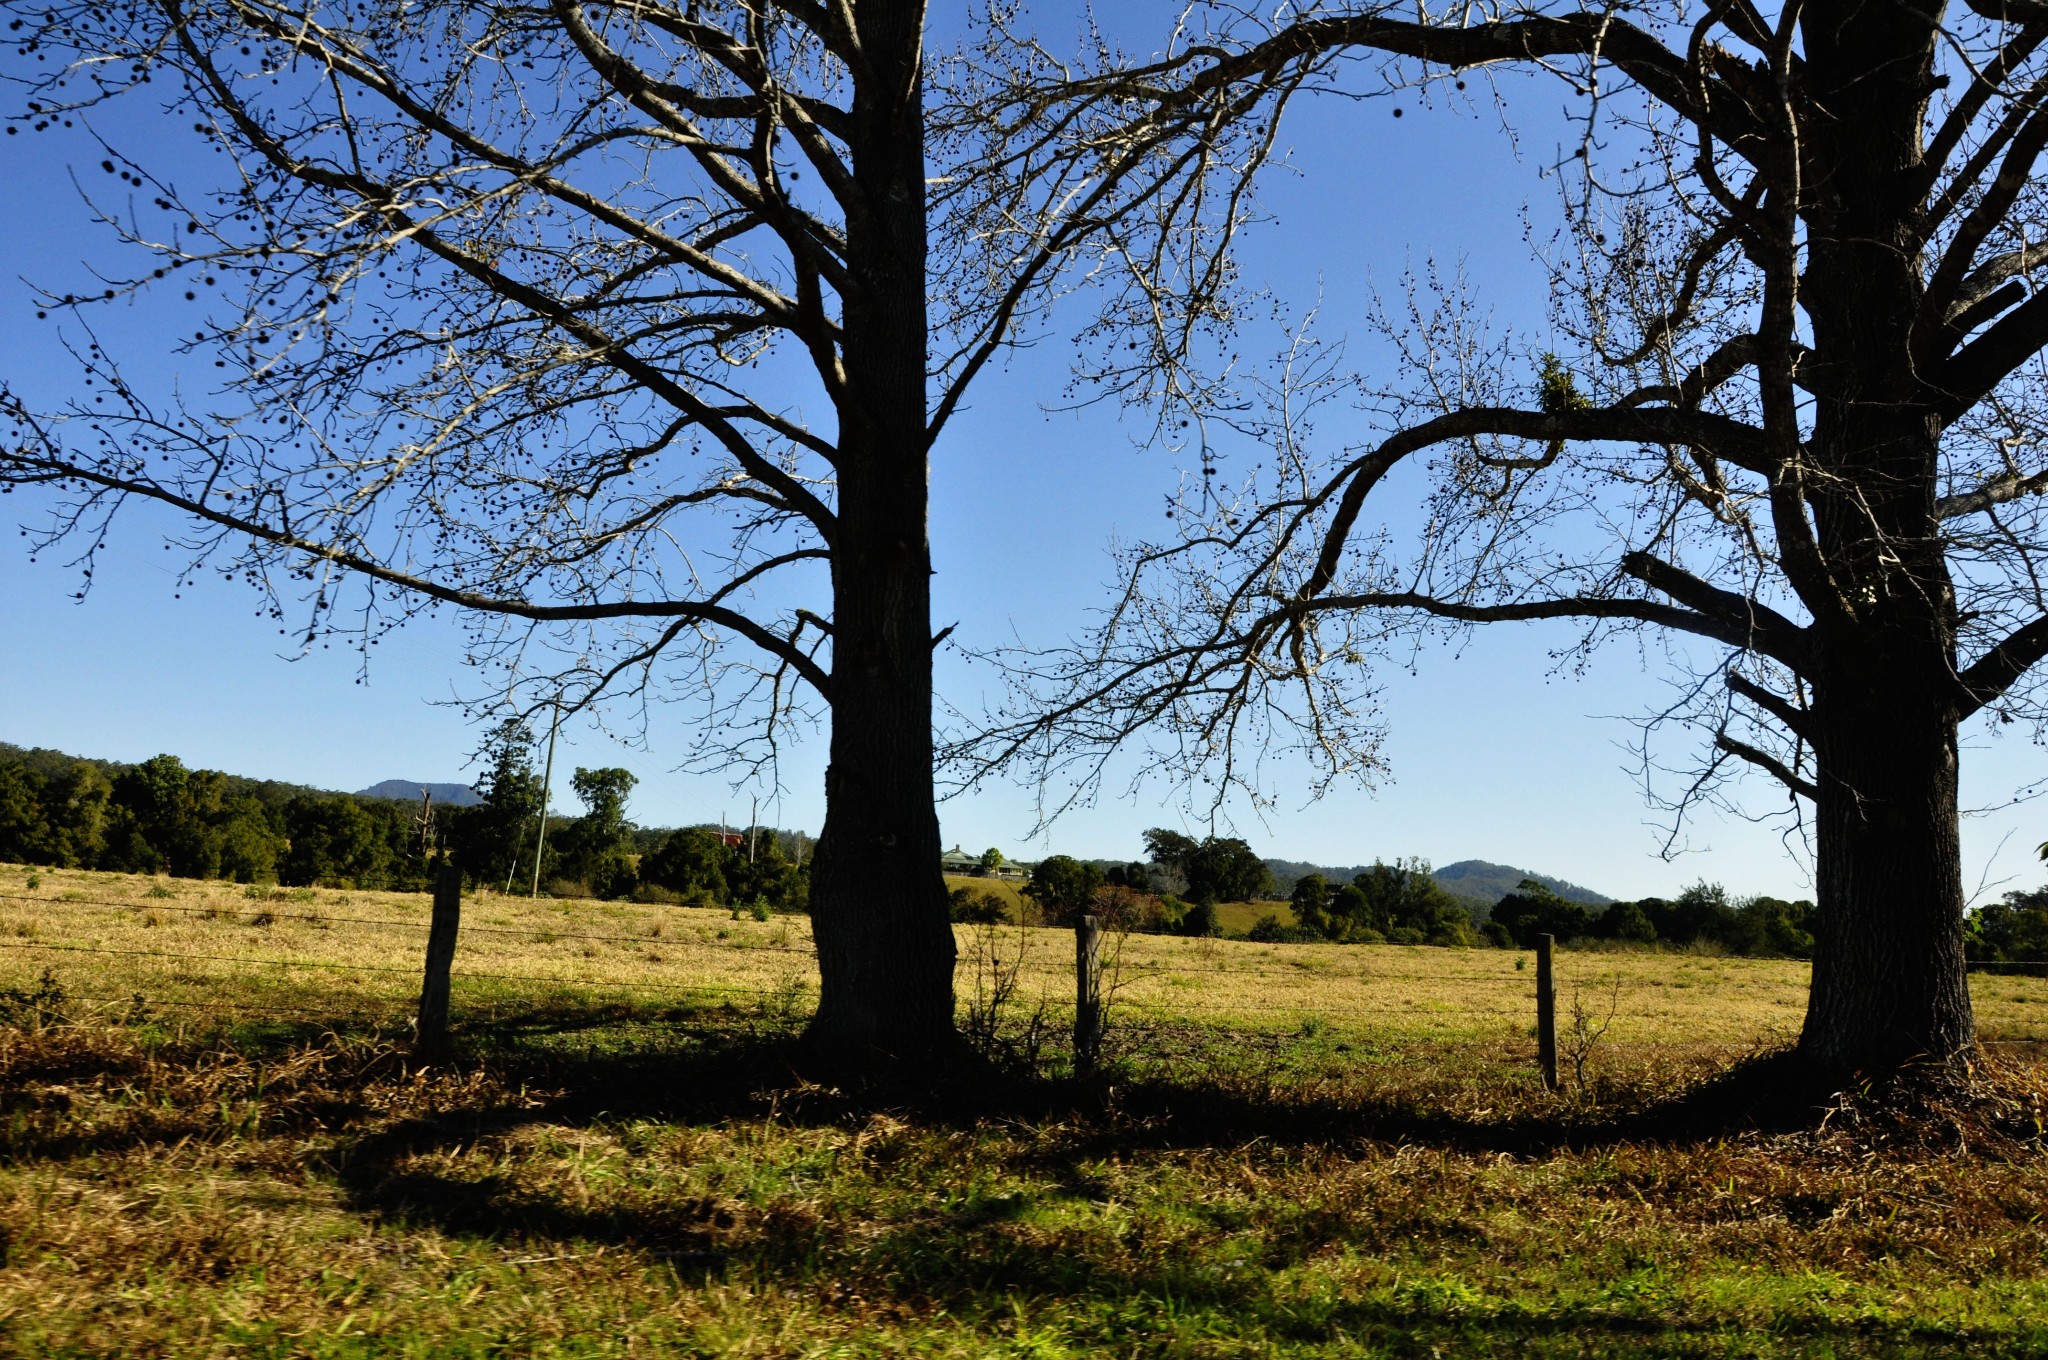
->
[2,12,2044,905]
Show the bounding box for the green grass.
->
[0,862,2044,1356]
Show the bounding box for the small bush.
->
[1247,915,1322,944]
[949,886,1011,924]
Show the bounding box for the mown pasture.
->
[0,861,2045,1357]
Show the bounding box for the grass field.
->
[2,861,2047,1356]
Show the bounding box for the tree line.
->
[971,832,1845,961]
[0,730,807,912]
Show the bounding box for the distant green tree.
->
[1635,881,1741,947]
[948,884,1011,924]
[1595,900,1659,944]
[1142,828,1270,904]
[977,847,1005,874]
[0,762,46,865]
[1105,861,1157,894]
[1352,859,1471,943]
[214,797,284,883]
[641,827,731,905]
[1491,879,1594,948]
[0,757,116,869]
[1326,882,1375,940]
[1026,854,1104,927]
[728,830,807,912]
[462,719,544,889]
[554,767,639,898]
[41,760,112,868]
[1290,873,1331,936]
[1969,888,2048,962]
[1726,896,1817,958]
[280,795,390,887]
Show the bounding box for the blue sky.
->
[2,15,2045,904]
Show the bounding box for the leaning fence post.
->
[416,864,462,1054]
[1074,912,1102,1077]
[1535,932,1559,1092]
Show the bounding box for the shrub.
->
[949,886,1011,925]
[1179,899,1220,938]
[1596,900,1658,943]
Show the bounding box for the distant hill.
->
[1430,860,1611,906]
[354,780,482,807]
[1264,856,1612,909]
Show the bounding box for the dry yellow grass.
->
[941,872,1031,916]
[5,862,2048,1357]
[4,861,2046,1052]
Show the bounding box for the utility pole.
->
[529,700,560,898]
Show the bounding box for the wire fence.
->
[1,886,2043,1042]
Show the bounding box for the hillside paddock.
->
[0,861,2045,1356]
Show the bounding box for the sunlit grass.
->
[2,861,2047,1357]
[6,861,2046,1051]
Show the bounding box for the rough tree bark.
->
[1795,5,1975,1068]
[808,8,957,1057]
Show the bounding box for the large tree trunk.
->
[803,0,960,1065]
[1793,1,1974,1073]
[1800,673,1975,1070]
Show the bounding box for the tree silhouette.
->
[0,1,1279,1065]
[980,0,2048,1073]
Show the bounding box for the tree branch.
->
[1726,667,1811,737]
[1715,732,1818,799]
[0,437,835,700]
[1958,613,2048,717]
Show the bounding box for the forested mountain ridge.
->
[355,780,482,807]
[1263,856,1612,907]
[1431,861,1612,906]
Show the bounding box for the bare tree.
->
[0,1,1283,1065]
[974,0,2048,1076]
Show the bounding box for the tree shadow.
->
[7,1004,2038,1182]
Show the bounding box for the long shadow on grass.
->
[318,1010,1877,1256]
[328,1061,2003,1359]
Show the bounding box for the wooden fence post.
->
[416,864,462,1054]
[1074,913,1102,1077]
[1536,932,1559,1092]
